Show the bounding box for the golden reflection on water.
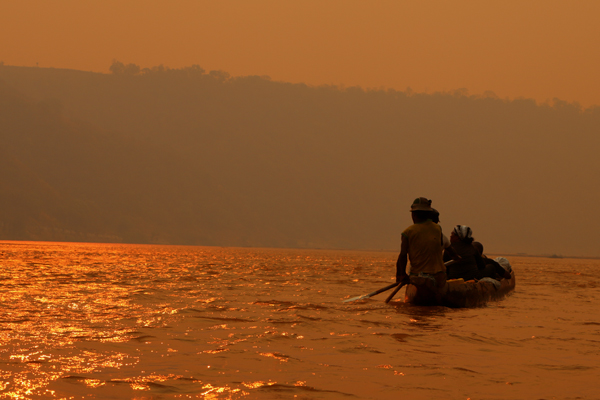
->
[2,241,345,399]
[1,242,599,399]
[0,238,393,399]
[201,383,247,399]
[258,352,290,362]
[241,381,275,389]
[83,379,104,388]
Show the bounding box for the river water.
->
[0,241,598,399]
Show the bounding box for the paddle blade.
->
[343,294,369,303]
[343,282,399,303]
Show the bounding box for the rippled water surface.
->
[0,241,598,399]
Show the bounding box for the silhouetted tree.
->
[109,60,141,75]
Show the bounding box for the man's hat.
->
[410,197,433,212]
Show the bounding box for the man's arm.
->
[396,235,409,283]
[443,245,461,263]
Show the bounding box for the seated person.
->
[396,197,447,303]
[472,241,512,280]
[443,225,484,281]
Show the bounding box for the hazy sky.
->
[2,0,599,107]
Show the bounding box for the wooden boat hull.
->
[404,271,516,308]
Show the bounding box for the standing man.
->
[396,197,447,302]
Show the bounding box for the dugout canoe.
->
[404,271,516,308]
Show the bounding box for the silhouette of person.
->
[396,197,447,300]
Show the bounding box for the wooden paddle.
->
[384,281,407,303]
[343,282,399,303]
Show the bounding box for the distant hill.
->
[1,63,599,256]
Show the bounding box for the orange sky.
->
[2,0,599,107]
